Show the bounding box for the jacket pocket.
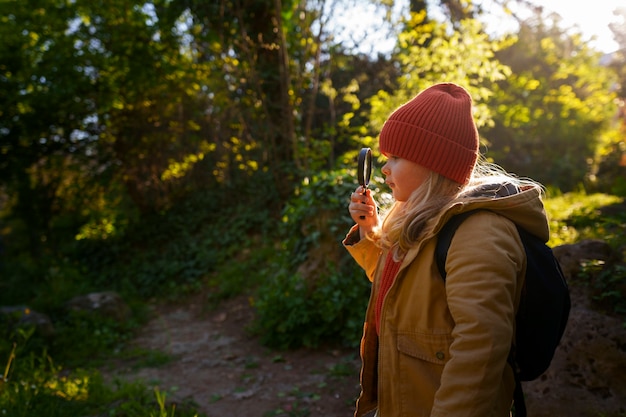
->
[394,332,454,416]
[397,331,453,365]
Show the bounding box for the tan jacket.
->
[344,187,549,417]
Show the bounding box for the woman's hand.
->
[349,186,379,238]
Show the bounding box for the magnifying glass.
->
[357,147,372,219]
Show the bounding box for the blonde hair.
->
[374,157,543,260]
[466,158,544,195]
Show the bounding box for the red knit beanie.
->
[379,83,479,184]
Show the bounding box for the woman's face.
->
[381,155,431,201]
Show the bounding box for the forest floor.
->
[104,284,626,417]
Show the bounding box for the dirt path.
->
[112,294,361,417]
[108,285,626,417]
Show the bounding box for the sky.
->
[496,0,624,53]
[333,0,624,55]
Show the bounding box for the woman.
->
[344,83,549,417]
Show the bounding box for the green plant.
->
[151,387,198,417]
[0,305,183,416]
[251,256,369,349]
[117,348,174,371]
[548,191,626,320]
[543,191,624,247]
[0,330,108,417]
[209,393,223,403]
[250,167,390,349]
[328,356,358,378]
[593,264,626,315]
[0,337,204,417]
[579,261,626,317]
[49,310,139,367]
[206,236,276,308]
[263,387,319,417]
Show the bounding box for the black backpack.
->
[436,209,571,417]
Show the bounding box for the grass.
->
[0,348,199,417]
[544,191,624,247]
[0,315,203,417]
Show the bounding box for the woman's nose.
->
[381,162,390,176]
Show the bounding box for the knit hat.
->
[379,83,479,184]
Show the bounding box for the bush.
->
[252,268,369,349]
[250,167,378,349]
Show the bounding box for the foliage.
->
[367,10,513,138]
[252,267,370,349]
[51,311,139,366]
[251,168,376,349]
[0,0,397,306]
[485,10,619,191]
[544,191,626,319]
[543,191,624,247]
[579,261,626,317]
[0,329,203,417]
[1,0,625,412]
[0,0,215,263]
[0,177,277,309]
[206,235,278,308]
[590,5,626,196]
[592,134,626,197]
[608,7,626,98]
[251,268,368,349]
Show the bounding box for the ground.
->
[111,293,361,417]
[108,284,626,417]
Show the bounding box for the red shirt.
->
[375,250,402,335]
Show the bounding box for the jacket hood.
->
[434,183,550,243]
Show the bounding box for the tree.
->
[0,0,223,260]
[0,1,101,255]
[0,0,402,257]
[485,9,619,190]
[366,10,512,148]
[593,6,626,195]
[608,6,626,98]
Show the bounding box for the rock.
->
[66,291,131,322]
[523,285,626,416]
[552,239,613,280]
[0,305,55,337]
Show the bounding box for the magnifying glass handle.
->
[359,187,367,219]
[357,147,372,220]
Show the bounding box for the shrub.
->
[252,268,369,349]
[251,167,379,349]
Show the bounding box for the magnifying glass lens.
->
[357,148,372,220]
[358,148,372,189]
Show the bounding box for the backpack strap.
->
[513,372,526,417]
[435,210,479,282]
[435,209,527,417]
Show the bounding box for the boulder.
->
[66,291,131,322]
[552,239,613,280]
[0,305,54,337]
